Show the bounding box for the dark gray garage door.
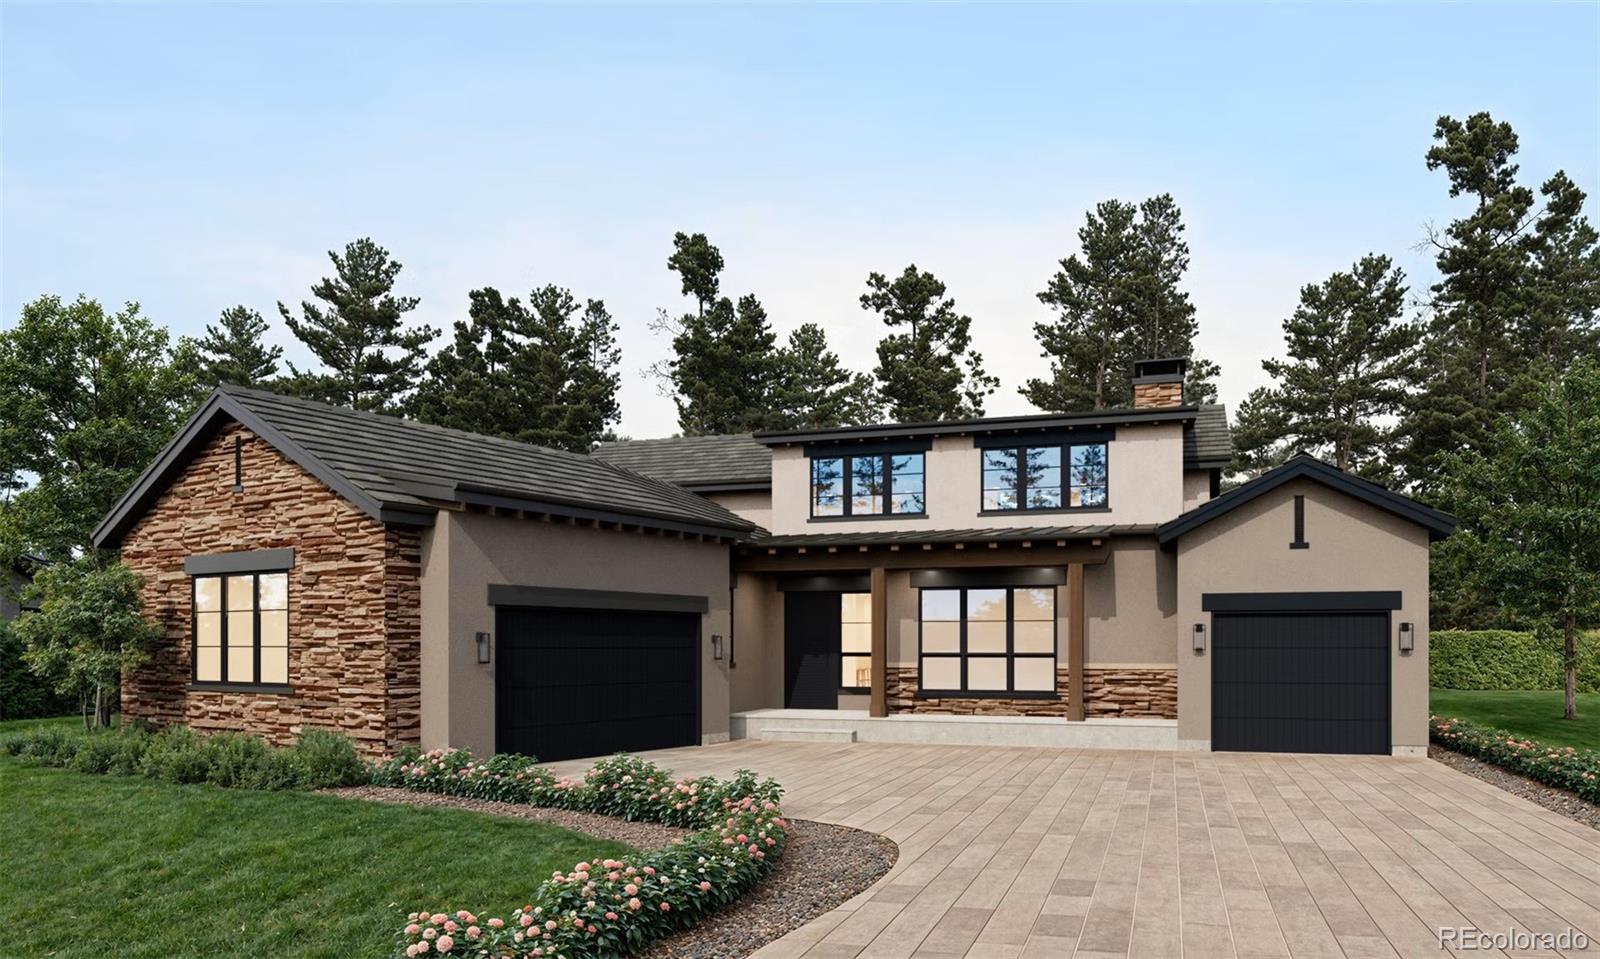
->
[495,606,699,762]
[1212,611,1390,755]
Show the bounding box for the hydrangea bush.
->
[373,749,787,959]
[1430,715,1600,802]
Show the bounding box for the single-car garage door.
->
[495,606,700,762]
[1212,611,1390,754]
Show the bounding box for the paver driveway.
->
[551,741,1600,959]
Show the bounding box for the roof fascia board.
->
[93,392,230,546]
[451,487,747,540]
[752,408,1198,447]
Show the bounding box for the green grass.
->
[0,713,98,734]
[1431,688,1600,750]
[0,761,634,959]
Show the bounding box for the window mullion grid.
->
[218,575,229,684]
[1015,447,1027,511]
[1005,588,1015,693]
[958,589,968,693]
[252,574,262,685]
[881,454,891,515]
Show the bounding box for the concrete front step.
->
[754,725,859,744]
[732,708,1180,750]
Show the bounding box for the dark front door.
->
[1212,611,1390,755]
[784,591,840,709]
[495,606,699,762]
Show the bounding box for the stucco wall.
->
[707,490,773,532]
[1084,537,1177,666]
[1182,471,1212,511]
[419,510,734,756]
[730,572,783,711]
[763,423,1187,535]
[1174,478,1431,753]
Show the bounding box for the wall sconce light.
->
[711,634,724,661]
[475,631,491,664]
[1192,623,1206,653]
[1398,622,1413,654]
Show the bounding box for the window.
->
[918,587,1056,695]
[811,453,924,517]
[840,593,872,691]
[193,571,289,687]
[982,442,1107,511]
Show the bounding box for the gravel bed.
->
[637,819,897,959]
[323,785,691,849]
[1429,745,1600,831]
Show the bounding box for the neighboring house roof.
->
[592,433,772,491]
[93,386,756,548]
[1184,404,1232,470]
[747,524,1157,549]
[1155,454,1457,545]
[751,406,1200,446]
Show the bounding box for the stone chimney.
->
[1131,357,1187,409]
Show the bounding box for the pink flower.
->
[415,944,430,955]
[466,926,480,939]
[628,898,641,911]
[443,920,458,933]
[624,883,638,896]
[423,928,438,940]
[406,924,421,936]
[488,918,504,929]
[660,902,671,912]
[698,881,712,892]
[545,920,557,931]
[644,866,656,876]
[431,914,447,925]
[519,914,534,928]
[605,911,618,921]
[436,935,453,953]
[406,946,420,958]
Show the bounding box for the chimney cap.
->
[1131,356,1188,384]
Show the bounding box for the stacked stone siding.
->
[1083,667,1178,719]
[886,665,1074,717]
[118,424,421,757]
[1132,380,1183,409]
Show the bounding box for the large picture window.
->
[193,571,289,687]
[982,442,1107,511]
[811,453,925,517]
[918,587,1056,695]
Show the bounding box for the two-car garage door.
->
[1211,610,1391,755]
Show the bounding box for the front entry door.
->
[784,591,840,709]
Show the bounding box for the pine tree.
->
[1232,255,1421,480]
[768,323,879,429]
[278,237,437,412]
[195,305,282,387]
[864,265,997,421]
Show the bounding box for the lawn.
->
[0,713,98,734]
[1430,688,1600,750]
[0,761,635,959]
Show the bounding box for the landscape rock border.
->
[1429,745,1600,831]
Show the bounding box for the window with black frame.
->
[981,442,1107,511]
[193,571,289,687]
[918,586,1056,695]
[811,452,925,517]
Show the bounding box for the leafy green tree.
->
[1231,255,1421,479]
[1400,113,1600,485]
[0,295,199,562]
[1438,359,1600,720]
[278,238,437,413]
[16,557,160,729]
[864,265,997,421]
[768,323,879,430]
[196,305,282,387]
[1023,194,1218,411]
[410,285,621,453]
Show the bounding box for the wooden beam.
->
[1067,562,1086,722]
[869,566,888,718]
[733,542,1112,573]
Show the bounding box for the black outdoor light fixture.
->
[475,631,492,664]
[1192,623,1206,653]
[1398,622,1414,654]
[711,634,724,661]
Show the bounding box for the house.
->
[95,358,1454,760]
[2,554,43,619]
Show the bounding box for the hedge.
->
[1429,629,1599,693]
[373,748,787,959]
[1430,715,1600,803]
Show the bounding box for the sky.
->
[3,2,1597,439]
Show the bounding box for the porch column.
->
[870,566,888,717]
[1067,562,1086,721]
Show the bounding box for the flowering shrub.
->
[1430,715,1600,803]
[381,749,787,959]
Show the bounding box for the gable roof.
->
[93,386,756,548]
[1155,454,1457,546]
[1184,404,1231,469]
[592,433,772,490]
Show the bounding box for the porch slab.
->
[732,708,1179,750]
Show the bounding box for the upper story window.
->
[193,571,289,687]
[982,442,1108,511]
[811,453,925,517]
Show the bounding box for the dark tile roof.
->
[1184,404,1232,469]
[592,433,772,489]
[94,386,755,547]
[745,524,1158,549]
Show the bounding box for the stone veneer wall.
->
[886,665,1178,720]
[119,423,421,757]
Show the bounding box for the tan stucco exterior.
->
[1173,478,1431,754]
[707,490,773,532]
[419,510,734,756]
[1084,538,1178,667]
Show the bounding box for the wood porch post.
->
[1067,562,1086,721]
[870,566,888,718]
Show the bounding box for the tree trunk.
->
[79,688,91,732]
[1564,613,1578,721]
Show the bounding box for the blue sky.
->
[4,2,1596,438]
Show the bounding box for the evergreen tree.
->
[1022,194,1219,411]
[278,237,437,413]
[1232,255,1421,480]
[864,264,997,421]
[195,305,282,387]
[768,323,879,430]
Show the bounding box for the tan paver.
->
[547,742,1600,959]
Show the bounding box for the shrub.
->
[1430,715,1600,803]
[385,748,787,959]
[139,726,213,784]
[289,727,369,788]
[1430,629,1599,692]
